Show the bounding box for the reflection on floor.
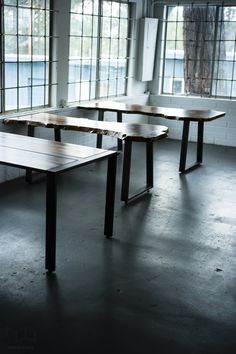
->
[0,139,236,354]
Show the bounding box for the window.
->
[68,0,130,103]
[161,4,236,99]
[1,0,53,112]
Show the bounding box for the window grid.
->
[161,3,236,99]
[68,0,131,103]
[0,0,57,113]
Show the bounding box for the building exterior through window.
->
[161,4,236,99]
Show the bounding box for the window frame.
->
[161,3,236,100]
[0,0,54,113]
[68,0,131,103]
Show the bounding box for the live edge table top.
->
[4,113,168,142]
[0,131,116,173]
[77,101,225,122]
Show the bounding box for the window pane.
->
[70,37,82,58]
[111,18,119,38]
[19,36,31,61]
[32,9,45,35]
[4,6,17,35]
[33,62,45,85]
[103,1,111,17]
[83,15,93,36]
[120,4,128,18]
[5,89,17,111]
[4,0,17,5]
[108,79,116,96]
[18,0,31,7]
[32,0,46,9]
[19,63,32,87]
[99,59,109,79]
[5,35,17,57]
[5,63,17,88]
[120,19,128,38]
[71,0,83,13]
[18,8,31,35]
[70,14,82,36]
[117,78,126,95]
[69,60,81,82]
[33,37,45,58]
[19,87,31,109]
[32,86,45,106]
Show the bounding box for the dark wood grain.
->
[77,101,225,121]
[0,131,115,173]
[4,113,169,142]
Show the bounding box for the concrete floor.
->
[0,139,236,354]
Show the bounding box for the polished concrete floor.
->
[0,139,236,354]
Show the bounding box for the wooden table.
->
[77,101,225,173]
[4,113,168,203]
[0,132,117,272]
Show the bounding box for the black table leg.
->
[117,112,123,151]
[45,172,57,272]
[121,139,132,203]
[197,121,204,163]
[179,120,190,173]
[104,154,117,238]
[146,141,154,189]
[54,128,61,142]
[97,110,104,148]
[26,126,35,183]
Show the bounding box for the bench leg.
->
[97,110,104,148]
[45,172,57,272]
[121,139,132,203]
[54,128,61,142]
[121,139,154,203]
[197,121,204,163]
[117,112,123,151]
[104,154,117,238]
[146,141,154,189]
[25,126,35,183]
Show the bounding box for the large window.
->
[1,0,53,112]
[68,0,130,103]
[161,4,236,99]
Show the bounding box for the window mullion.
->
[96,0,102,99]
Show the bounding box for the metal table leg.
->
[45,172,57,272]
[197,121,204,164]
[179,120,205,174]
[121,139,154,203]
[146,140,154,190]
[54,128,61,142]
[121,139,132,202]
[104,154,117,238]
[179,120,190,173]
[26,126,35,183]
[97,110,104,148]
[117,111,123,151]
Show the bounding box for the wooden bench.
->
[77,101,226,173]
[4,113,168,203]
[0,131,117,272]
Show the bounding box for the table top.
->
[0,132,115,173]
[77,101,225,122]
[4,113,168,142]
